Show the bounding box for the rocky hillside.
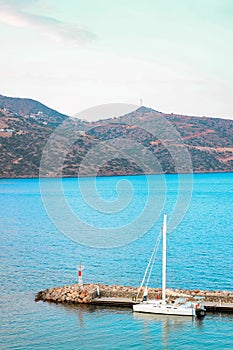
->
[106,107,233,173]
[0,94,68,125]
[0,94,233,178]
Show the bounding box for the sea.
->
[0,173,233,349]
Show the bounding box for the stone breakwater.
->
[35,284,233,304]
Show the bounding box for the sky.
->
[1,0,233,120]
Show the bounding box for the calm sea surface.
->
[1,173,233,349]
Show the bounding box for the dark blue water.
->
[1,173,233,349]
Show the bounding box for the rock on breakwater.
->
[35,284,96,304]
[35,284,144,304]
[35,284,233,305]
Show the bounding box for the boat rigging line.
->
[136,228,162,300]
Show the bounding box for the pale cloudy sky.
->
[1,0,233,120]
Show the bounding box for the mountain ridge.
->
[0,94,233,178]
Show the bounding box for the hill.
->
[0,94,68,125]
[105,107,233,173]
[0,95,233,178]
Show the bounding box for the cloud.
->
[0,0,97,45]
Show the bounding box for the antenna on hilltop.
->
[140,98,143,107]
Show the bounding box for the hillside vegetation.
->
[0,95,233,178]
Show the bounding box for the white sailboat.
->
[133,214,206,317]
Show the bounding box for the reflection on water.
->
[134,313,195,349]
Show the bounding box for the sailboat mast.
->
[162,214,167,302]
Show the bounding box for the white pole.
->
[78,263,84,286]
[162,214,167,302]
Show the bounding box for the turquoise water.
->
[1,173,233,349]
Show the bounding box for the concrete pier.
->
[35,284,233,313]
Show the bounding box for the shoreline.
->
[1,170,233,180]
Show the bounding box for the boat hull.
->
[133,302,195,316]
